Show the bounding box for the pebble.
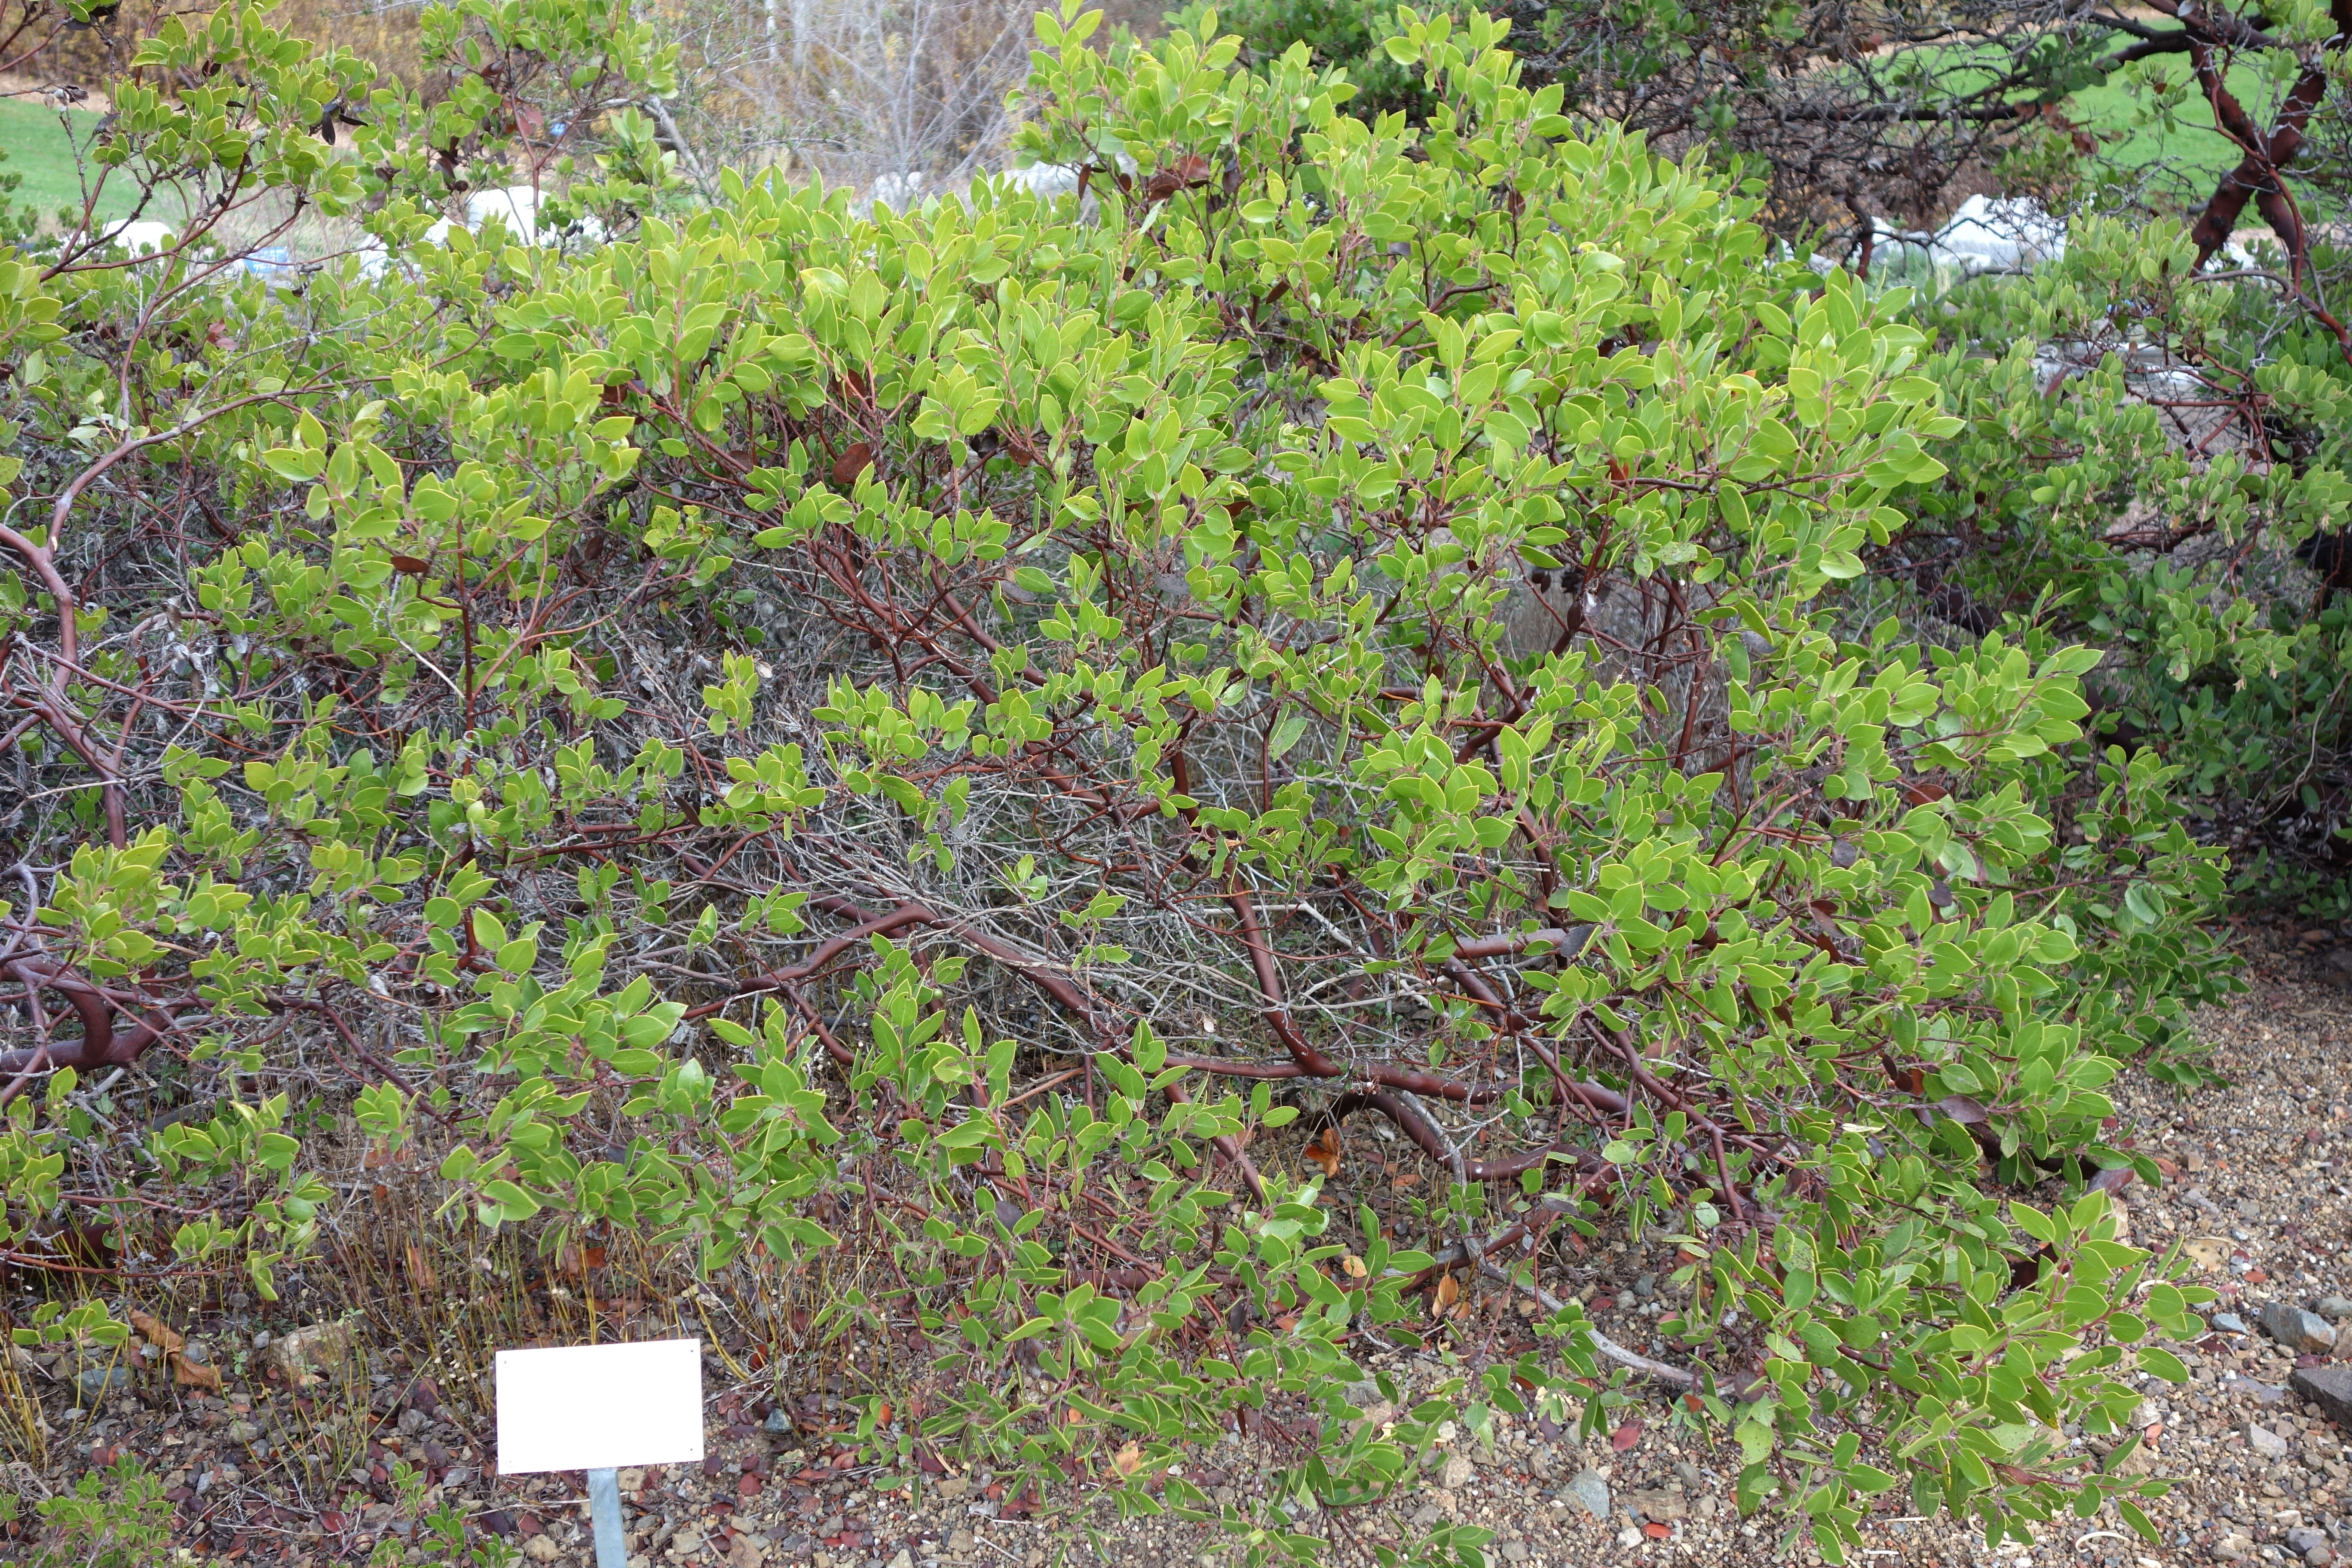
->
[2249,1422,2291,1459]
[1436,1453,1473,1491]
[1561,1469,1610,1519]
[2225,1374,2290,1405]
[763,1409,792,1433]
[225,1418,260,1445]
[2213,1311,2253,1334]
[74,1366,131,1400]
[2320,1296,2352,1322]
[2263,1301,2340,1352]
[1628,1485,1689,1522]
[1495,1542,1531,1563]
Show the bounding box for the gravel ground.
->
[9,922,2352,1568]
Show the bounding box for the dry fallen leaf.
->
[1340,1254,1369,1279]
[172,1352,222,1393]
[1390,1169,1421,1191]
[1611,1418,1644,1452]
[2183,1235,2230,1271]
[127,1308,184,1355]
[404,1240,438,1290]
[1303,1126,1341,1178]
[1431,1272,1461,1317]
[1112,1441,1144,1477]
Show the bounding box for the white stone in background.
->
[870,170,926,211]
[1931,194,2067,272]
[1006,162,1085,201]
[1861,194,2067,276]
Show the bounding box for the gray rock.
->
[2318,1296,2352,1323]
[226,1418,260,1445]
[2291,1527,2331,1555]
[763,1408,792,1433]
[1673,1460,1704,1491]
[1495,1544,1531,1564]
[2249,1422,2291,1459]
[1436,1452,1474,1491]
[2211,1311,2252,1335]
[2225,1374,2291,1405]
[2292,1364,2352,1429]
[2264,1301,2340,1353]
[74,1366,132,1400]
[1561,1469,1610,1519]
[1632,1274,1656,1300]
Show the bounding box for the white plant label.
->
[495,1338,705,1474]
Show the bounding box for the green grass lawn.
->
[0,95,141,225]
[1838,40,2302,223]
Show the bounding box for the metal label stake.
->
[494,1337,705,1568]
[585,1467,627,1568]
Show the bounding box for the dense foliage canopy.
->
[0,2,2301,1563]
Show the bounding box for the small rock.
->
[1629,1485,1689,1522]
[948,1529,976,1552]
[2318,1296,2352,1323]
[1437,1452,1474,1491]
[1561,1469,1610,1519]
[1616,1526,1645,1548]
[934,1475,970,1500]
[763,1409,792,1434]
[225,1418,261,1445]
[2212,1312,2252,1335]
[1408,1502,1443,1529]
[522,1538,562,1564]
[1496,1543,1531,1564]
[2291,1527,2331,1555]
[74,1366,132,1400]
[2265,1302,2340,1353]
[1673,1460,1703,1491]
[2292,1364,2352,1428]
[2224,1374,2290,1405]
[1632,1274,1656,1300]
[887,1551,915,1568]
[1356,1399,1396,1429]
[2250,1423,2291,1459]
[618,1468,645,1494]
[264,1320,356,1384]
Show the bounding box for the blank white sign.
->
[496,1338,705,1474]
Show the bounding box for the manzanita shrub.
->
[0,3,2237,1561]
[1901,215,2352,918]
